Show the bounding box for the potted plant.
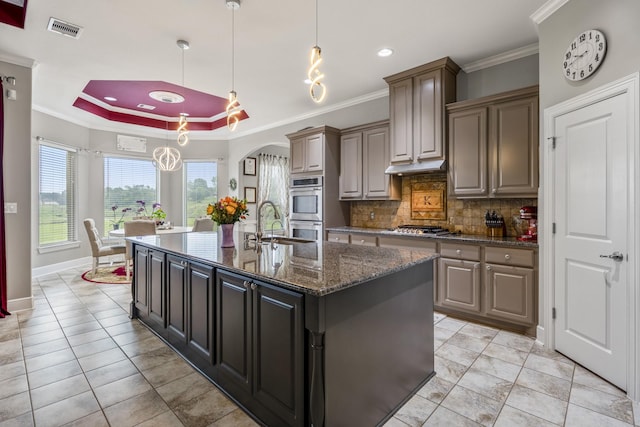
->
[110,206,132,230]
[206,196,248,247]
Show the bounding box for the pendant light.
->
[308,0,326,103]
[226,0,242,131]
[176,39,190,146]
[153,124,183,172]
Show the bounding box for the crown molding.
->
[530,0,570,25]
[461,43,539,73]
[0,51,36,68]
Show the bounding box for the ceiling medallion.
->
[148,90,185,103]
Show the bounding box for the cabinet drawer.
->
[327,232,349,243]
[378,236,436,251]
[485,246,534,267]
[440,243,481,261]
[350,233,378,246]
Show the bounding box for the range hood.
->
[385,159,446,175]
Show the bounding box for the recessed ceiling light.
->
[104,96,117,102]
[377,48,394,57]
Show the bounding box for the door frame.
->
[541,72,639,401]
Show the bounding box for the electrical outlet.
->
[369,211,375,220]
[4,202,17,214]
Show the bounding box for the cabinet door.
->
[290,137,305,173]
[448,107,488,197]
[438,258,481,313]
[490,96,539,196]
[305,134,324,172]
[363,126,393,199]
[188,262,215,363]
[216,270,252,394]
[133,246,149,316]
[339,132,362,199]
[485,263,535,325]
[167,255,188,346]
[389,79,413,163]
[414,69,443,160]
[148,250,166,327]
[252,281,304,426]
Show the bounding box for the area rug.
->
[81,265,131,284]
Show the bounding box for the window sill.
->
[38,241,81,254]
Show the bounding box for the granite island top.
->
[326,226,538,248]
[128,232,438,297]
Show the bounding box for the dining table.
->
[108,225,192,239]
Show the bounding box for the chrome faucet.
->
[256,200,281,243]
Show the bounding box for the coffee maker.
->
[517,206,537,242]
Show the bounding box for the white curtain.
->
[257,153,290,233]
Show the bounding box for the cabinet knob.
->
[486,265,492,271]
[456,249,462,255]
[492,188,497,194]
[243,280,250,289]
[360,239,365,244]
[504,254,511,260]
[250,283,257,291]
[474,263,480,269]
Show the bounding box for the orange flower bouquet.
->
[207,196,249,225]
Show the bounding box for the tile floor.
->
[0,264,637,426]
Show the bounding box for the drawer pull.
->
[486,265,492,271]
[504,254,511,261]
[243,280,250,289]
[456,249,462,255]
[250,283,257,291]
[360,239,365,244]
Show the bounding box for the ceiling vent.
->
[137,103,156,111]
[47,17,83,39]
[116,135,147,153]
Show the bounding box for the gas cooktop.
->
[392,225,450,236]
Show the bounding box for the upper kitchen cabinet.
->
[384,57,460,171]
[287,126,340,175]
[447,85,539,198]
[339,121,401,200]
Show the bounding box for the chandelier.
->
[176,39,190,145]
[153,124,182,172]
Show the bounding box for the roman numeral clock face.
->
[563,29,607,81]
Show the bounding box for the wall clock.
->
[563,29,607,81]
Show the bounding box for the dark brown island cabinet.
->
[129,233,437,427]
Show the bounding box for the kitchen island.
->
[128,232,438,427]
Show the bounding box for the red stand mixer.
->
[517,206,537,242]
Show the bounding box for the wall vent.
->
[116,135,147,153]
[47,17,83,39]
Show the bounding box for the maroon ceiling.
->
[0,0,28,29]
[73,80,249,131]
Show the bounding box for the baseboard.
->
[32,256,92,278]
[536,325,545,346]
[8,296,33,313]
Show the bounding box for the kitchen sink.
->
[261,236,314,245]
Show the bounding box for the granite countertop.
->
[326,226,538,248]
[128,232,438,297]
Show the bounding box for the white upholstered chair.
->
[83,218,126,276]
[124,219,157,279]
[192,217,215,232]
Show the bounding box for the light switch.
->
[4,203,17,214]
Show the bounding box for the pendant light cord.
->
[315,0,319,46]
[231,7,235,91]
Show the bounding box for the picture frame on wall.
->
[244,187,257,204]
[243,157,256,176]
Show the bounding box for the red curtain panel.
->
[0,80,10,317]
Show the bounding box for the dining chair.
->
[124,219,157,279]
[83,218,126,276]
[192,217,215,232]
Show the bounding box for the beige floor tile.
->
[458,368,513,402]
[516,367,571,401]
[382,416,411,427]
[22,338,70,359]
[24,348,76,373]
[71,337,118,359]
[524,353,574,381]
[30,373,90,410]
[395,394,437,426]
[130,346,182,372]
[434,326,456,341]
[0,329,20,343]
[416,377,455,404]
[155,372,216,409]
[84,359,139,389]
[569,383,634,424]
[120,335,167,358]
[470,354,522,382]
[103,390,170,427]
[27,360,82,389]
[434,355,468,384]
[0,411,34,427]
[482,342,529,366]
[437,317,467,333]
[65,329,110,347]
[135,410,185,427]
[447,332,491,353]
[20,329,65,348]
[33,390,100,427]
[0,392,32,423]
[572,365,627,397]
[0,375,28,401]
[172,388,237,427]
[0,360,26,382]
[93,373,153,408]
[141,357,195,388]
[62,320,103,337]
[492,330,535,352]
[57,313,96,327]
[459,324,499,340]
[436,343,480,367]
[494,404,558,427]
[441,386,502,426]
[61,411,110,427]
[565,403,634,427]
[77,347,126,372]
[19,322,61,337]
[423,406,482,426]
[505,384,567,425]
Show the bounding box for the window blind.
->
[104,157,158,234]
[39,143,77,246]
[184,161,217,227]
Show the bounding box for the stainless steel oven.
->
[289,176,323,222]
[289,220,323,243]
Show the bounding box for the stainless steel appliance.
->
[392,225,450,236]
[290,220,323,243]
[290,176,323,222]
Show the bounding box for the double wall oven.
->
[289,175,323,243]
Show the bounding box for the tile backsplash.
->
[349,173,536,236]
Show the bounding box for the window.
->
[104,157,158,234]
[39,142,77,248]
[257,154,289,233]
[184,161,217,227]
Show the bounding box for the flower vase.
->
[113,223,120,230]
[220,223,235,248]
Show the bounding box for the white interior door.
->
[553,91,629,390]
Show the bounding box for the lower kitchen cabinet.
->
[327,231,349,243]
[188,262,215,363]
[484,263,535,325]
[166,255,188,346]
[216,269,304,427]
[349,232,378,246]
[133,246,150,317]
[133,246,166,330]
[438,258,482,313]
